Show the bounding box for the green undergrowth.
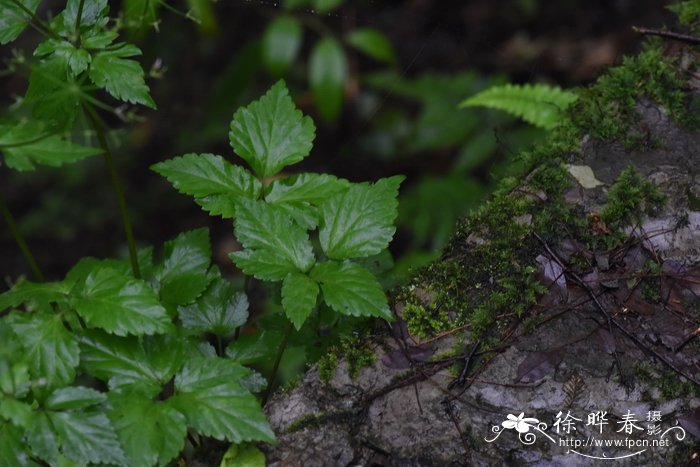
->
[398,38,689,341]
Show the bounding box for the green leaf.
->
[0,279,69,311]
[229,80,315,178]
[231,199,315,280]
[346,28,396,63]
[157,228,212,307]
[266,173,349,229]
[319,175,403,259]
[0,360,30,398]
[71,267,172,336]
[152,153,261,218]
[0,0,41,44]
[220,443,266,467]
[262,16,302,76]
[45,387,106,411]
[281,273,318,330]
[26,411,58,463]
[44,409,124,465]
[108,388,186,467]
[35,40,91,76]
[0,422,35,467]
[168,357,275,442]
[62,0,108,28]
[178,278,248,335]
[312,0,342,12]
[225,330,282,365]
[309,37,347,121]
[79,332,185,391]
[459,83,578,129]
[8,312,80,389]
[0,126,102,171]
[0,398,33,428]
[89,43,155,108]
[310,261,391,319]
[24,57,80,130]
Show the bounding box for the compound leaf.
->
[8,312,79,389]
[71,267,172,336]
[459,83,578,129]
[229,80,315,178]
[89,43,155,108]
[168,357,275,443]
[230,199,315,280]
[178,278,248,336]
[311,261,391,319]
[281,272,318,330]
[319,175,403,259]
[152,153,261,218]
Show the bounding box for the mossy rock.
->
[262,40,700,466]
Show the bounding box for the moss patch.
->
[318,335,377,383]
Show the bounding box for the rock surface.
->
[263,96,700,467]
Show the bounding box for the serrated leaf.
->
[89,43,155,108]
[71,267,172,336]
[231,199,315,280]
[346,28,396,63]
[79,331,185,391]
[168,357,274,442]
[229,80,315,178]
[0,422,35,467]
[319,175,403,259]
[35,40,91,76]
[152,153,260,218]
[45,387,106,411]
[178,278,248,335]
[266,173,349,229]
[0,120,100,171]
[8,312,79,389]
[26,411,58,463]
[281,273,319,329]
[309,37,347,121]
[459,83,578,129]
[225,330,282,365]
[310,261,391,319]
[0,279,69,311]
[46,409,125,465]
[262,16,302,76]
[157,228,212,307]
[24,58,80,130]
[108,389,186,467]
[0,398,33,428]
[0,0,41,44]
[0,360,30,398]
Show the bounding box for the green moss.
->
[600,165,666,228]
[634,362,700,400]
[571,43,696,148]
[317,335,377,383]
[668,0,700,33]
[402,300,451,338]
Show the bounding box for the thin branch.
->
[0,193,44,282]
[633,26,700,45]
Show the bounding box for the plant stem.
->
[85,105,141,278]
[0,194,44,282]
[74,0,86,47]
[263,321,294,404]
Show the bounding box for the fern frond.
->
[459,83,578,129]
